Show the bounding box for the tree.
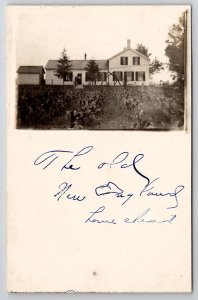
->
[135,44,151,58]
[135,44,163,75]
[55,48,71,85]
[85,60,99,85]
[149,57,164,75]
[165,12,186,84]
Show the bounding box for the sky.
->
[12,5,187,82]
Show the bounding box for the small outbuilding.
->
[17,66,45,85]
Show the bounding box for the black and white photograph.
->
[15,6,188,131]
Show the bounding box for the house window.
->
[85,72,94,81]
[133,57,140,65]
[135,71,145,81]
[85,72,89,81]
[113,72,123,81]
[124,72,134,81]
[120,57,128,65]
[97,72,107,81]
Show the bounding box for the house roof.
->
[17,66,45,74]
[45,60,109,70]
[108,48,150,61]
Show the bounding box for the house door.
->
[77,73,82,85]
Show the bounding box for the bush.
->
[17,85,184,130]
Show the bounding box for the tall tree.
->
[149,57,164,75]
[165,12,186,84]
[55,48,72,85]
[85,60,99,85]
[135,44,163,75]
[135,44,152,58]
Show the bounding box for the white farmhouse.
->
[108,40,150,86]
[45,40,150,86]
[45,59,108,86]
[17,66,45,85]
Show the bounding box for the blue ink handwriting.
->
[54,182,86,202]
[140,178,184,209]
[34,146,93,171]
[85,206,117,224]
[95,181,133,205]
[124,208,177,224]
[98,153,150,185]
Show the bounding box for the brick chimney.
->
[84,53,87,61]
[127,39,131,49]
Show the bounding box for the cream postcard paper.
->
[7,6,191,292]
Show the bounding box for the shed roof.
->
[45,60,109,70]
[17,66,45,74]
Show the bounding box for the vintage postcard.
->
[7,5,191,292]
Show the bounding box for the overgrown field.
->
[17,84,184,130]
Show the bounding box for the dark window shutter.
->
[124,72,127,81]
[126,57,128,65]
[133,57,135,65]
[143,72,145,81]
[136,72,138,81]
[120,72,123,81]
[104,72,107,81]
[138,57,140,65]
[120,57,123,65]
[113,72,115,81]
[132,72,134,81]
